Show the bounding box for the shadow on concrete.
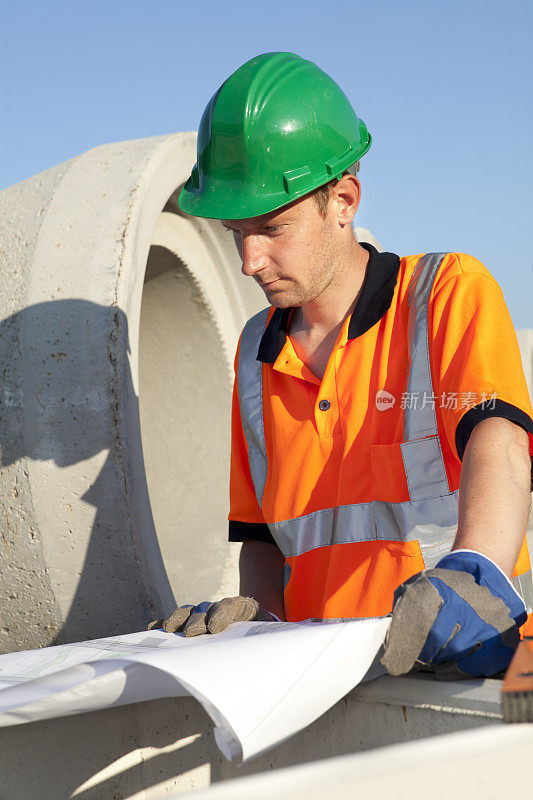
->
[0,697,216,799]
[0,299,156,650]
[0,693,360,799]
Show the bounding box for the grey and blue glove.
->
[149,596,275,637]
[381,549,527,678]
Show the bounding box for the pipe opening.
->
[139,243,233,605]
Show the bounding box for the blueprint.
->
[0,617,390,762]
[0,632,172,687]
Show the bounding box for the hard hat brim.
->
[178,137,371,221]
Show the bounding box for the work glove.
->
[148,596,275,637]
[381,550,527,679]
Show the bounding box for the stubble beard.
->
[266,219,337,309]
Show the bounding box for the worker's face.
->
[222,181,357,308]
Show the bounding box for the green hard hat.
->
[178,52,371,220]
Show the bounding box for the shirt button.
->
[318,399,331,411]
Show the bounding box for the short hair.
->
[312,162,360,218]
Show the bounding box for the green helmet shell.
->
[178,52,371,220]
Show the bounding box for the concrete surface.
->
[188,722,533,800]
[0,672,505,799]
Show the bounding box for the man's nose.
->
[240,235,266,277]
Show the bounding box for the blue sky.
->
[2,0,532,326]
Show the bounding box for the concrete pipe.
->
[0,133,268,652]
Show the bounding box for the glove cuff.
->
[450,548,518,591]
[436,549,527,625]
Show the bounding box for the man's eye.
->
[263,226,280,234]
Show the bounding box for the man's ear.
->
[332,174,361,227]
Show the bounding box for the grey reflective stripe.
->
[512,572,533,615]
[402,253,451,501]
[404,252,448,441]
[237,308,269,506]
[270,491,458,564]
[270,503,374,557]
[374,492,458,569]
[400,436,448,501]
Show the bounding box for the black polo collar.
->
[257,242,401,364]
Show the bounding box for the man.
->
[158,52,533,678]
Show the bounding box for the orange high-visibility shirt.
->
[229,244,533,620]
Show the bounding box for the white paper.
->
[0,617,390,763]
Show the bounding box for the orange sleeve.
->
[228,337,273,542]
[429,254,533,462]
